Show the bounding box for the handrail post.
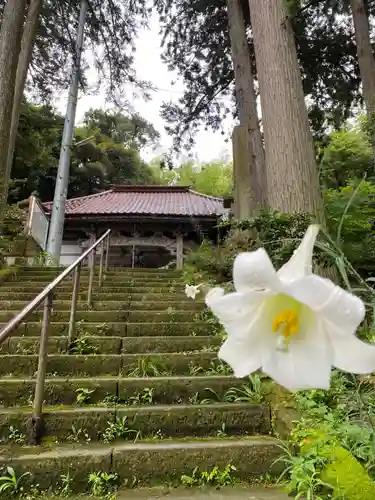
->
[30,291,53,445]
[87,245,96,307]
[104,234,110,273]
[67,263,81,346]
[98,240,104,288]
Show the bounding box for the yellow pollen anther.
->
[272,309,299,338]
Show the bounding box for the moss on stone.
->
[0,354,38,376]
[5,337,67,354]
[121,336,221,354]
[127,311,196,323]
[111,438,283,487]
[117,376,244,405]
[46,355,122,376]
[116,403,270,437]
[265,382,299,439]
[121,352,216,376]
[126,322,211,337]
[0,264,20,284]
[0,377,118,406]
[320,445,375,499]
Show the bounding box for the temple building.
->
[25,185,227,269]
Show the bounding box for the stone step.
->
[10,275,184,284]
[0,310,198,323]
[0,403,270,443]
[48,486,289,500]
[0,300,202,312]
[1,335,221,355]
[0,437,283,492]
[20,267,182,277]
[0,352,218,377]
[0,322,213,338]
[0,284,184,294]
[0,292,187,301]
[0,375,248,406]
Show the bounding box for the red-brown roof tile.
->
[43,185,225,218]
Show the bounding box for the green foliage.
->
[184,211,312,284]
[88,471,119,497]
[320,126,374,188]
[181,464,236,487]
[160,159,233,197]
[102,416,140,443]
[324,180,375,275]
[9,103,158,204]
[279,371,375,499]
[0,467,29,497]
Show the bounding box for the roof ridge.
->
[188,188,224,202]
[44,189,113,207]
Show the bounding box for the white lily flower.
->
[185,283,202,299]
[206,225,375,391]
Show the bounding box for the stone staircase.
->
[0,267,283,496]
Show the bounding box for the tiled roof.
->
[43,185,225,218]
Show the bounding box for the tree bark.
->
[226,0,267,212]
[247,0,324,221]
[350,0,375,157]
[0,0,27,221]
[4,0,41,205]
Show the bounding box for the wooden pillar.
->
[176,233,184,270]
[232,125,255,219]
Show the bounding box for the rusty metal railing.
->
[0,229,111,443]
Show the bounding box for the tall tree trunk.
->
[247,0,324,221]
[4,0,41,205]
[350,0,375,157]
[0,0,27,221]
[226,0,266,212]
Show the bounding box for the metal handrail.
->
[0,228,111,444]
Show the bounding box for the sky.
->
[55,13,234,165]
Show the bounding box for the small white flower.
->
[185,283,202,299]
[206,225,375,391]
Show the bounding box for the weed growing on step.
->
[8,426,26,446]
[101,416,140,443]
[225,374,266,404]
[188,391,200,404]
[0,466,29,497]
[127,357,173,377]
[129,387,154,405]
[75,387,96,405]
[67,425,91,443]
[181,464,237,487]
[100,393,121,406]
[151,429,165,440]
[216,423,227,437]
[200,387,234,404]
[204,360,232,376]
[88,471,119,497]
[56,473,73,496]
[69,334,98,355]
[188,362,204,376]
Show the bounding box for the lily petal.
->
[277,225,319,283]
[233,249,281,293]
[262,318,332,391]
[286,274,365,335]
[206,288,271,338]
[327,325,375,374]
[219,336,262,377]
